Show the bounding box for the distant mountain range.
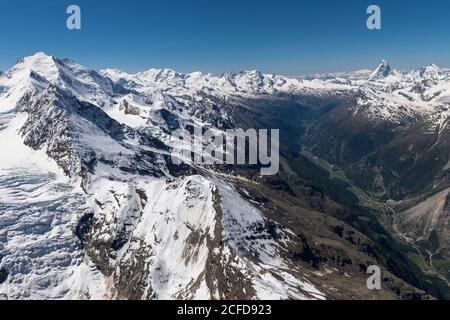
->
[0,52,449,300]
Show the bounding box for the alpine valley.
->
[0,53,449,300]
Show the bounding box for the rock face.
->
[0,52,448,300]
[397,188,450,279]
[369,60,393,81]
[0,268,8,284]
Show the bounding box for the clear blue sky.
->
[0,0,449,75]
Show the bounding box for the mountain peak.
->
[9,52,60,81]
[16,52,54,65]
[31,51,52,59]
[416,63,440,72]
[369,59,393,81]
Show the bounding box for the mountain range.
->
[0,52,449,300]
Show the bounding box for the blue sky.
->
[0,0,449,75]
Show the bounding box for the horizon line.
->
[2,51,450,79]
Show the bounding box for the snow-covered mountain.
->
[368,59,394,80]
[0,52,330,300]
[102,59,450,126]
[0,52,445,300]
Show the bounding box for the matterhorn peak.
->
[369,59,393,81]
